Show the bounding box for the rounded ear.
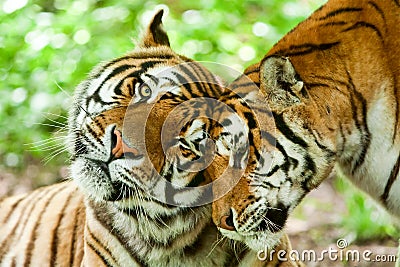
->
[141,9,170,48]
[260,56,304,110]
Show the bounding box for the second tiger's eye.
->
[140,85,151,97]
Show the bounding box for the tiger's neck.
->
[82,198,236,266]
[266,0,400,216]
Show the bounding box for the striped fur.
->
[0,181,303,266]
[0,10,301,267]
[212,0,400,252]
[0,182,84,266]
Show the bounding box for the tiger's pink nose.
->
[112,130,139,158]
[219,212,235,231]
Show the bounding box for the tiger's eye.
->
[140,85,151,97]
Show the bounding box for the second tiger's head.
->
[211,57,336,251]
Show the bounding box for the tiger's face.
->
[212,57,336,251]
[68,11,227,213]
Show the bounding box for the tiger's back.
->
[0,182,85,266]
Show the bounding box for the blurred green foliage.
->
[335,176,398,241]
[0,0,324,168]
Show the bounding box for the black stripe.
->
[243,68,260,76]
[347,72,371,173]
[342,21,383,40]
[187,62,221,97]
[268,121,316,192]
[230,82,256,90]
[1,196,24,224]
[176,64,207,97]
[94,60,163,106]
[259,203,288,233]
[169,72,192,100]
[73,134,88,156]
[69,203,83,266]
[88,64,138,107]
[300,154,317,192]
[177,63,201,87]
[87,227,118,266]
[272,112,308,148]
[144,73,160,86]
[265,165,280,177]
[338,125,346,155]
[89,200,209,265]
[273,42,341,57]
[275,141,298,172]
[87,124,104,145]
[306,75,348,95]
[394,0,400,7]
[81,133,101,154]
[0,187,50,257]
[368,1,385,21]
[87,202,142,263]
[93,55,172,79]
[86,241,113,267]
[244,111,257,129]
[86,90,115,107]
[347,96,366,174]
[113,69,149,97]
[93,114,106,131]
[381,151,400,203]
[49,191,75,265]
[320,21,348,27]
[318,7,363,21]
[311,130,335,157]
[306,82,331,89]
[24,185,69,266]
[86,228,116,267]
[393,76,399,143]
[100,64,136,93]
[140,60,164,72]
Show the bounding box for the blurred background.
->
[0,0,398,266]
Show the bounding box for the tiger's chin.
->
[219,228,283,251]
[70,157,146,203]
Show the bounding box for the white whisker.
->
[54,81,72,97]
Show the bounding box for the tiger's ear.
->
[141,9,170,48]
[260,56,304,111]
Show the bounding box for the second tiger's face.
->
[212,74,335,251]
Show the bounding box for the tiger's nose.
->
[111,129,139,159]
[219,210,235,231]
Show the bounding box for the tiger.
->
[210,0,400,259]
[0,9,301,267]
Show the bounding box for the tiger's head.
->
[211,56,336,251]
[67,10,229,213]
